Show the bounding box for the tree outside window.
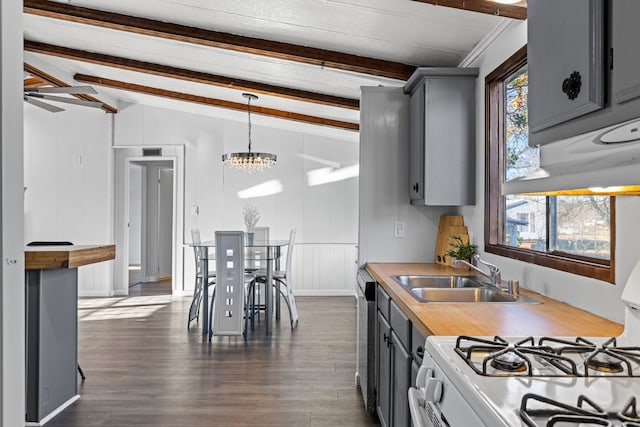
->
[484,46,615,283]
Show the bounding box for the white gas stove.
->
[409,259,640,427]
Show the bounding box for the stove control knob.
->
[416,366,433,388]
[425,378,443,403]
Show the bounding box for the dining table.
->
[187,238,289,336]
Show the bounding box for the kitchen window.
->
[484,46,615,283]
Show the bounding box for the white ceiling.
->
[23,0,516,133]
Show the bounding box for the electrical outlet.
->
[394,221,405,238]
[191,205,199,216]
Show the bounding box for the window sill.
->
[485,244,615,284]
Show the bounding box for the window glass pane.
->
[551,196,610,260]
[504,69,539,180]
[504,194,547,250]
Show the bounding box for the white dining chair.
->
[187,229,216,329]
[209,231,255,340]
[254,229,299,328]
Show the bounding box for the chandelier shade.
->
[222,93,277,175]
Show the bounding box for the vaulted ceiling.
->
[23,0,526,132]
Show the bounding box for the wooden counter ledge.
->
[25,244,116,270]
[366,262,623,338]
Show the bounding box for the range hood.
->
[502,118,640,196]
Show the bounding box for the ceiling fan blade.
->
[24,95,65,113]
[25,86,98,95]
[27,93,103,108]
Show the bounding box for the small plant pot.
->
[452,258,472,270]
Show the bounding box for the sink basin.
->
[409,287,540,303]
[392,275,489,289]
[392,275,541,304]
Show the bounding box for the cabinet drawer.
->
[411,323,428,363]
[377,285,390,320]
[390,300,410,350]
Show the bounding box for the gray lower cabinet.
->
[376,285,413,427]
[391,330,411,427]
[411,323,428,388]
[377,311,392,427]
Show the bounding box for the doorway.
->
[127,160,173,295]
[114,146,184,297]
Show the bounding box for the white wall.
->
[461,20,640,323]
[2,0,26,424]
[23,103,115,296]
[358,87,452,267]
[114,103,359,295]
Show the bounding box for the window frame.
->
[484,46,616,283]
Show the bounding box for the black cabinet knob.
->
[562,71,582,100]
[412,182,419,193]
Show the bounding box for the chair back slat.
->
[247,226,269,270]
[211,231,245,336]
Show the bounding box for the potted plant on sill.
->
[446,235,477,267]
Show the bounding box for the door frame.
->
[114,146,185,296]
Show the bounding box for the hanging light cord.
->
[247,96,253,154]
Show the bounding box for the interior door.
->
[157,167,173,279]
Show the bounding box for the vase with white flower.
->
[243,204,260,244]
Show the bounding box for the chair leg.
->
[208,287,216,342]
[275,279,281,320]
[275,279,297,329]
[78,364,86,381]
[187,278,204,329]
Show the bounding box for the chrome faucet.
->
[452,254,502,287]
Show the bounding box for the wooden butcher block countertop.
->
[25,244,116,270]
[366,263,623,337]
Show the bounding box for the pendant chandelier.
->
[222,93,277,174]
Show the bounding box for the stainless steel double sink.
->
[392,275,540,303]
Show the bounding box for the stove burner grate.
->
[520,393,640,427]
[455,335,640,377]
[455,336,580,377]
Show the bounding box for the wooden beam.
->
[24,41,359,110]
[23,63,118,113]
[74,74,359,131]
[410,0,527,20]
[23,76,48,89]
[24,0,415,80]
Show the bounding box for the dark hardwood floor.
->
[49,284,381,427]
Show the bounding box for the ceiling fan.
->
[23,85,103,113]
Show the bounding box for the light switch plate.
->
[191,205,199,216]
[394,221,405,238]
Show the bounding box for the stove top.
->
[520,393,640,426]
[455,335,640,377]
[424,336,640,427]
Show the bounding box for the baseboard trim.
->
[78,290,114,298]
[294,290,356,297]
[26,394,80,426]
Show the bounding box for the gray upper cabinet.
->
[610,0,640,106]
[529,0,640,146]
[404,68,478,206]
[528,0,605,139]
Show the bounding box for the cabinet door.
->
[611,0,640,106]
[392,331,412,427]
[376,311,391,427]
[409,83,425,200]
[528,0,605,136]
